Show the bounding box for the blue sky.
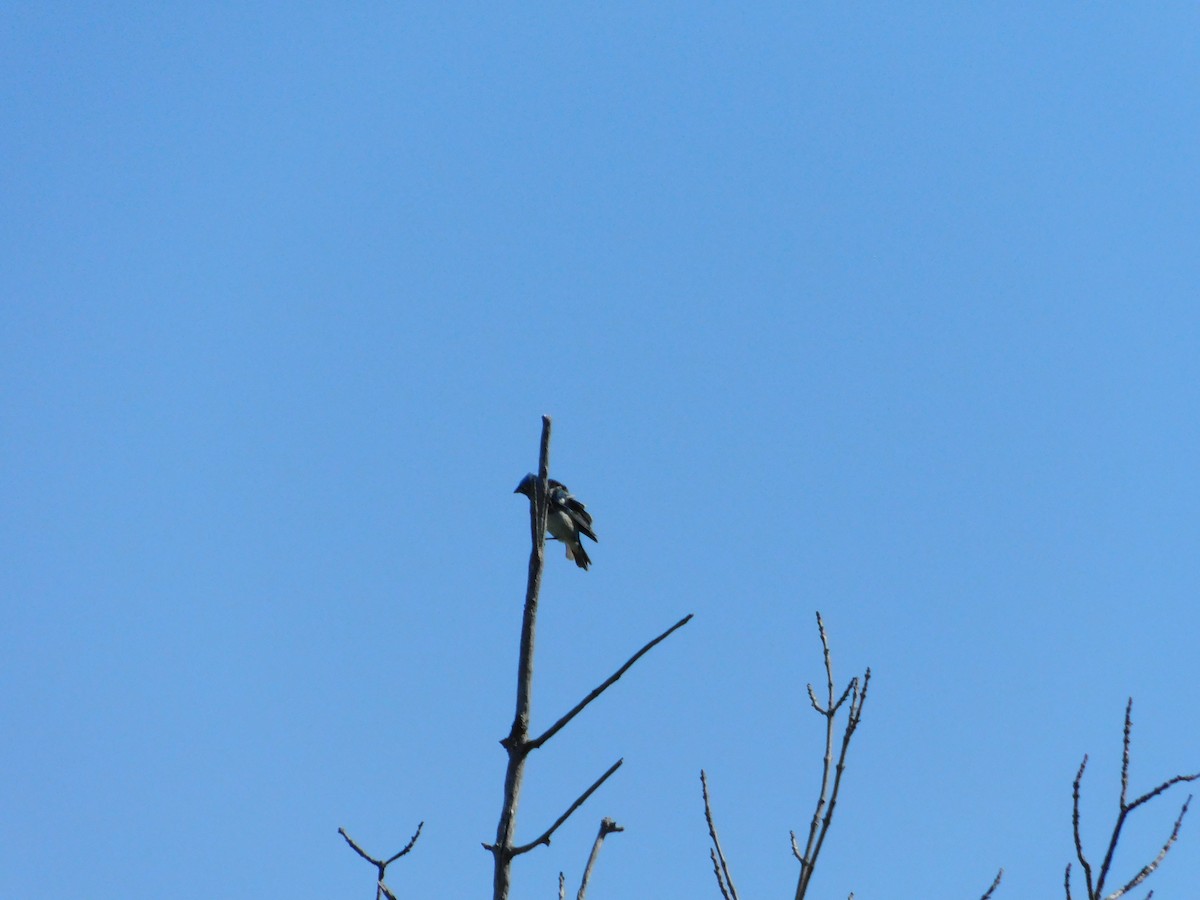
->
[3,4,1199,899]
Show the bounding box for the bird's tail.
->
[566,542,591,570]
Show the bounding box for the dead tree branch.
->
[979,868,1004,900]
[1066,698,1198,900]
[512,758,624,855]
[575,817,625,900]
[701,612,870,900]
[793,611,870,900]
[337,822,423,900]
[528,613,694,752]
[486,415,690,900]
[701,769,741,900]
[487,416,553,900]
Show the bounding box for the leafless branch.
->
[701,769,741,900]
[575,817,624,900]
[1073,755,1096,899]
[1105,796,1192,899]
[338,823,423,900]
[513,758,624,855]
[979,868,1003,900]
[795,611,870,900]
[529,613,694,751]
[488,417,553,900]
[1064,699,1198,900]
[488,417,690,898]
[385,824,424,866]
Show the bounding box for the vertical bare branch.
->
[1073,755,1096,899]
[1095,700,1136,895]
[576,817,624,900]
[487,418,688,899]
[489,415,553,900]
[794,612,870,900]
[701,770,741,900]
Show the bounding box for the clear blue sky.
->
[3,5,1198,899]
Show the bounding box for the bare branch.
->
[1067,700,1198,900]
[576,817,624,900]
[339,824,423,900]
[709,849,732,900]
[1120,698,1133,808]
[1126,773,1200,814]
[490,419,688,897]
[384,822,425,866]
[490,417,553,900]
[339,827,379,865]
[806,683,823,714]
[979,868,1003,900]
[558,872,565,900]
[701,770,741,900]
[1073,755,1096,900]
[795,613,870,900]
[1104,795,1192,900]
[529,613,694,751]
[513,758,624,855]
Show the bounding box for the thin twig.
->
[1073,755,1095,900]
[1095,701,1136,895]
[979,868,1003,900]
[576,817,624,900]
[339,827,378,865]
[529,614,694,751]
[701,770,741,900]
[338,823,424,900]
[1105,796,1192,900]
[513,759,624,855]
[709,849,730,900]
[384,823,425,866]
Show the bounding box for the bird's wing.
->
[550,487,597,542]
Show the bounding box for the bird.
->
[514,474,598,569]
